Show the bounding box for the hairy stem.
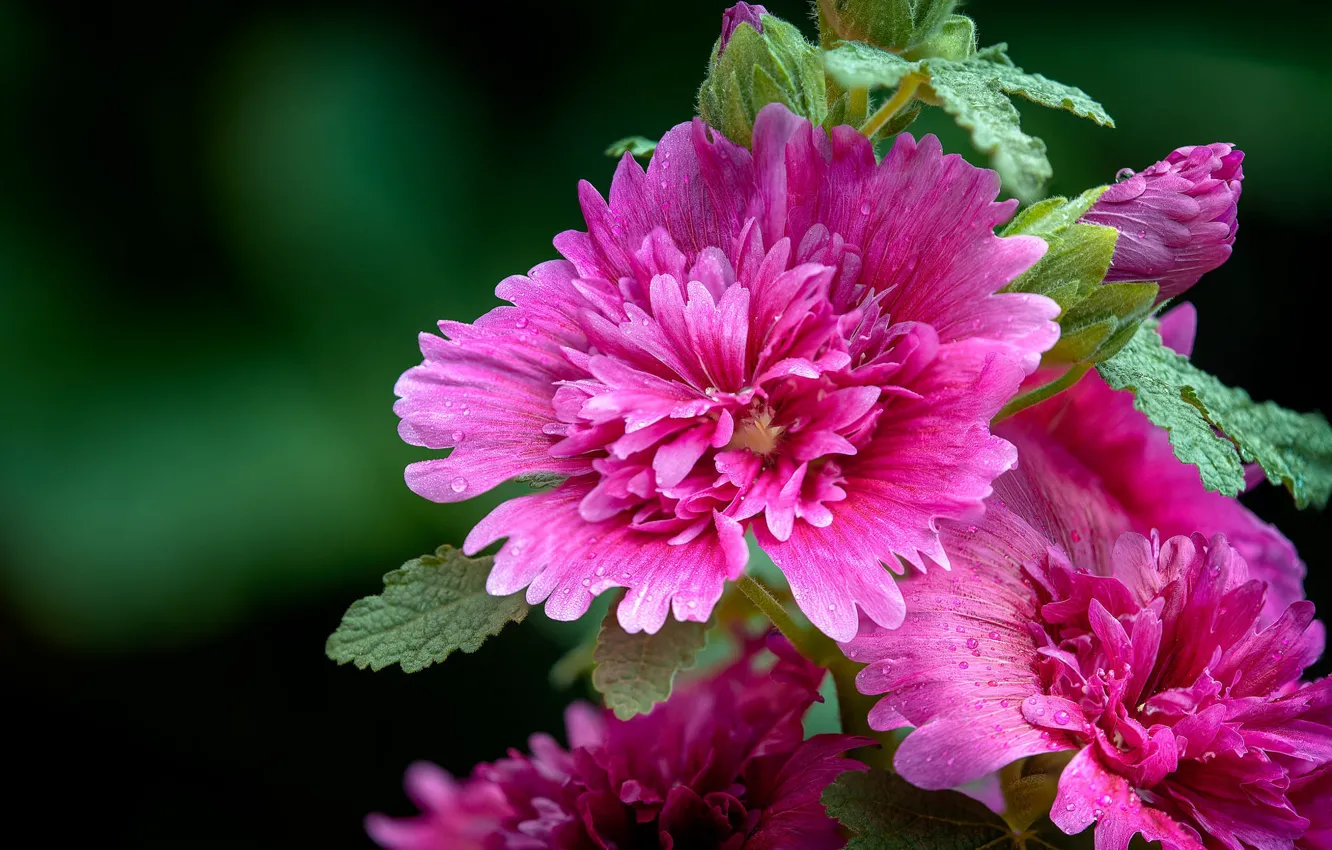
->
[859,73,924,139]
[735,574,824,658]
[992,363,1092,423]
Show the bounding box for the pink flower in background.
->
[1081,143,1243,301]
[1002,304,1305,624]
[846,520,1329,848]
[396,103,1058,640]
[367,642,870,849]
[719,2,767,51]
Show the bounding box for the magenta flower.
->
[395,104,1058,640]
[1081,143,1244,300]
[1002,304,1305,624]
[367,642,870,849]
[845,520,1329,847]
[720,2,767,51]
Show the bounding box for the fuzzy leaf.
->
[326,546,528,673]
[1097,324,1247,497]
[822,769,1029,849]
[1099,323,1332,506]
[605,136,657,159]
[591,606,709,720]
[822,40,1111,202]
[1181,372,1332,509]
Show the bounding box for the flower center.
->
[726,407,785,457]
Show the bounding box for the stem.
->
[859,73,923,139]
[735,574,826,661]
[993,363,1092,423]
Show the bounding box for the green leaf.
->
[591,604,709,720]
[980,44,1114,128]
[924,60,1052,204]
[325,546,529,673]
[605,136,657,158]
[820,41,1112,202]
[1181,373,1332,510]
[822,769,1035,849]
[1096,324,1248,498]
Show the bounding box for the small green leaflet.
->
[326,546,529,673]
[822,41,1112,202]
[822,769,1054,849]
[605,136,657,159]
[591,604,710,720]
[1098,323,1332,507]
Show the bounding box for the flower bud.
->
[698,5,825,148]
[719,2,766,53]
[1080,143,1244,300]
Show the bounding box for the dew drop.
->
[581,578,591,587]
[1098,794,1112,806]
[515,316,529,329]
[595,566,606,576]
[452,431,465,442]
[988,631,1000,640]
[859,201,871,216]
[959,661,969,669]
[1115,167,1135,182]
[1054,710,1071,725]
[948,644,957,652]
[966,637,979,650]
[450,477,467,493]
[1070,530,1082,542]
[1000,700,1010,708]
[988,680,998,687]
[1035,707,1046,717]
[1065,803,1076,812]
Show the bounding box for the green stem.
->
[735,574,825,660]
[859,73,923,139]
[993,363,1092,423]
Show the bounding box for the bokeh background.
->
[3,0,1328,844]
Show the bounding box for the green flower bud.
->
[698,7,826,148]
[818,0,958,53]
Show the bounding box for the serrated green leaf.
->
[822,769,1032,849]
[821,38,1111,202]
[1100,323,1332,506]
[978,45,1114,128]
[1181,375,1332,509]
[605,136,657,158]
[325,546,529,673]
[1096,325,1247,497]
[591,605,709,720]
[925,59,1051,203]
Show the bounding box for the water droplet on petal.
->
[966,637,979,650]
[959,661,969,669]
[1098,794,1112,806]
[581,578,591,587]
[859,201,871,216]
[1115,167,1135,182]
[1065,803,1076,812]
[450,477,467,493]
[452,431,465,442]
[515,316,529,329]
[1054,710,1071,725]
[988,631,1000,640]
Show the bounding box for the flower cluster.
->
[359,4,1328,849]
[368,641,869,850]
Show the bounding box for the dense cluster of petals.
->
[845,312,1322,850]
[395,103,1060,639]
[1082,143,1244,301]
[367,642,868,849]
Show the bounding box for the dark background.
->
[3,0,1328,845]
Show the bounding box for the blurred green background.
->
[2,0,1328,845]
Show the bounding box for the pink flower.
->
[396,104,1058,640]
[720,2,767,52]
[1002,304,1305,624]
[1081,143,1243,301]
[845,520,1329,847]
[367,641,870,849]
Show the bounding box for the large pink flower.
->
[367,641,869,849]
[396,104,1058,639]
[845,520,1328,848]
[1001,304,1305,624]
